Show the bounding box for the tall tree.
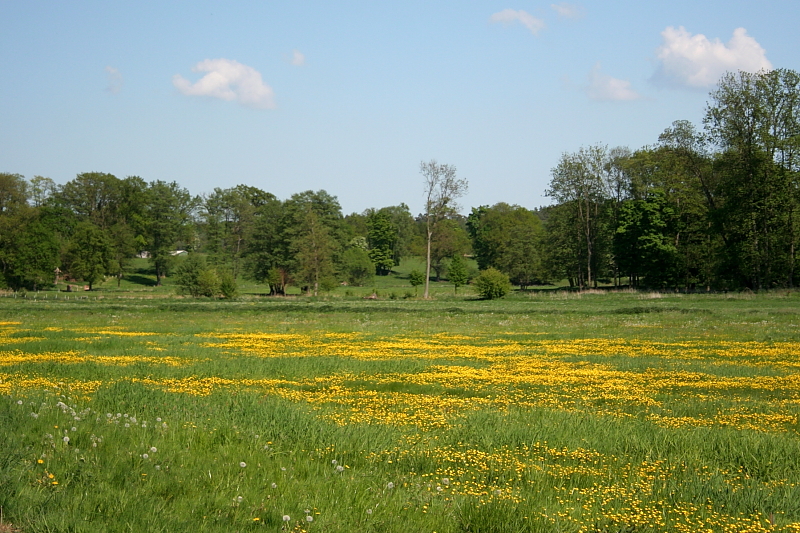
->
[546,146,610,288]
[59,172,122,229]
[66,221,113,290]
[366,210,397,275]
[293,206,337,295]
[420,160,468,298]
[144,181,197,285]
[704,68,800,288]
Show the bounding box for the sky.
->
[2,1,799,216]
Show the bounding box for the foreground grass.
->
[1,291,800,532]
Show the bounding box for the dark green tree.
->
[66,221,113,290]
[144,181,197,285]
[366,210,397,275]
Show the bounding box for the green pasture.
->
[1,291,800,532]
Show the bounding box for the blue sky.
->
[2,1,799,215]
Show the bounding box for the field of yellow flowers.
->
[1,292,799,532]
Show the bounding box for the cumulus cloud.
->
[489,9,545,35]
[652,26,772,88]
[105,66,123,94]
[551,3,583,19]
[586,63,641,101]
[172,59,276,109]
[291,49,306,66]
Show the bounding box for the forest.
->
[2,68,799,294]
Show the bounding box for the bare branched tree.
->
[420,160,468,298]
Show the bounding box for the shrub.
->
[474,268,512,299]
[218,270,238,299]
[196,269,220,298]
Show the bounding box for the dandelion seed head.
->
[282,515,291,522]
[63,436,70,443]
[271,482,277,489]
[150,447,157,453]
[331,459,337,465]
[442,478,450,485]
[239,461,247,468]
[71,427,77,432]
[16,400,22,405]
[335,465,344,472]
[366,509,373,515]
[306,515,313,522]
[155,465,160,470]
[237,496,243,503]
[387,482,395,489]
[156,417,162,422]
[142,453,149,459]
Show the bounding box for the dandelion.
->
[271,482,277,489]
[305,516,313,523]
[387,482,394,489]
[366,509,373,515]
[254,435,259,439]
[155,465,161,470]
[331,459,337,465]
[282,515,291,522]
[124,423,130,428]
[442,478,450,485]
[37,459,44,464]
[16,400,22,405]
[253,517,260,521]
[239,461,247,468]
[236,496,243,503]
[156,417,162,422]
[281,466,286,471]
[106,413,112,418]
[493,489,502,496]
[142,454,149,459]
[63,436,70,443]
[31,413,38,419]
[124,414,128,418]
[150,447,157,453]
[335,465,344,472]
[71,427,77,432]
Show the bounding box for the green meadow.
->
[1,283,800,532]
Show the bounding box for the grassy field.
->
[1,288,800,532]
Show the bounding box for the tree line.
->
[1,68,799,294]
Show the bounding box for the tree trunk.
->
[424,229,432,299]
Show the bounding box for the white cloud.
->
[551,3,583,19]
[291,49,305,66]
[653,26,772,88]
[105,66,123,94]
[172,59,276,109]
[586,63,641,101]
[489,9,545,35]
